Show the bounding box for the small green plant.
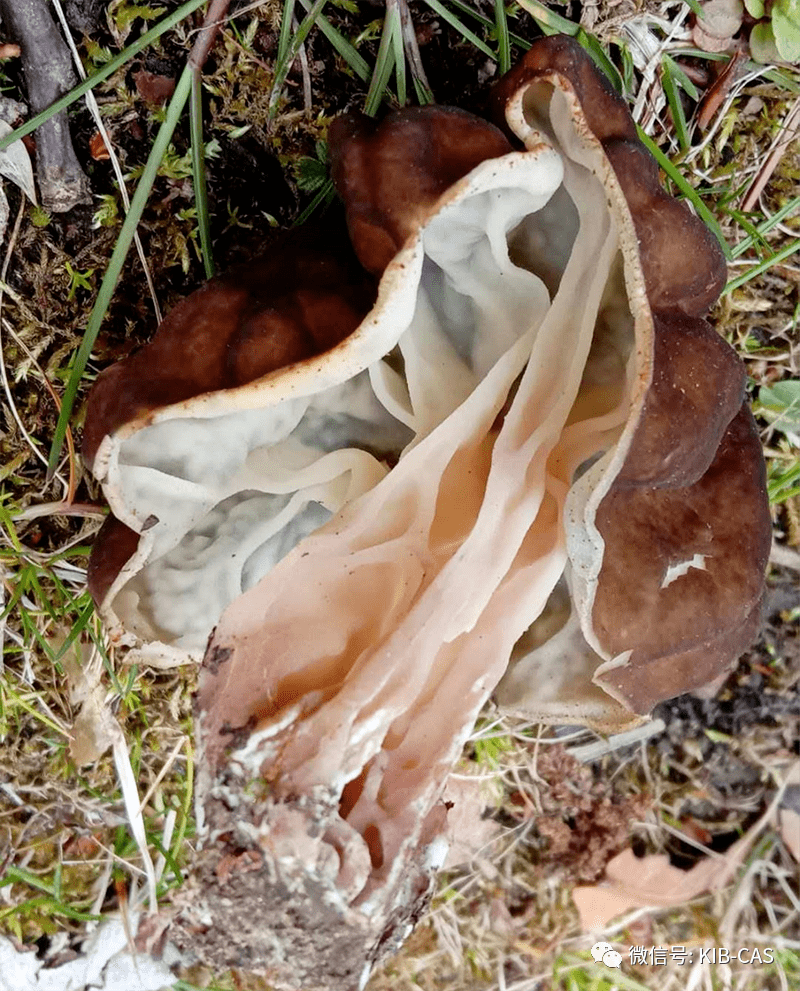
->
[92,193,120,229]
[472,730,513,768]
[108,0,167,43]
[29,204,50,227]
[294,140,329,193]
[747,0,800,64]
[63,262,96,300]
[767,453,800,502]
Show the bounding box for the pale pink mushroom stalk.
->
[84,36,770,989]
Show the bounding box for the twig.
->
[189,0,232,70]
[741,97,800,212]
[0,0,91,212]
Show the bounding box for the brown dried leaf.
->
[441,775,502,868]
[69,682,119,765]
[573,764,800,929]
[89,131,111,161]
[133,68,176,105]
[572,845,742,930]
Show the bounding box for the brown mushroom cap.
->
[489,36,770,714]
[83,216,376,470]
[328,106,512,275]
[86,514,140,607]
[490,34,727,316]
[593,403,770,711]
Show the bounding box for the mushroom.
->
[84,36,770,990]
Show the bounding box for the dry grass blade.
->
[741,95,800,211]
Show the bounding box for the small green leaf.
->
[743,0,765,15]
[295,154,328,192]
[661,55,692,150]
[758,380,800,434]
[750,21,783,62]
[773,0,800,62]
[64,262,96,301]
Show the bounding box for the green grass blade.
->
[661,54,692,151]
[495,0,511,75]
[292,178,335,227]
[725,208,771,257]
[297,0,370,81]
[619,41,636,97]
[171,739,194,862]
[731,195,800,258]
[190,71,214,278]
[276,0,297,69]
[364,6,399,116]
[390,3,407,106]
[577,28,623,92]
[269,0,329,119]
[767,459,800,504]
[725,237,800,294]
[665,56,700,100]
[420,0,496,59]
[447,0,530,50]
[53,601,96,661]
[46,65,194,479]
[0,0,207,152]
[516,0,579,37]
[637,126,733,261]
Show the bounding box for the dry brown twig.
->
[0,0,91,212]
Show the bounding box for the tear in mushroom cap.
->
[85,35,770,989]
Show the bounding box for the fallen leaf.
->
[0,918,176,991]
[69,681,119,765]
[573,761,800,930]
[441,774,502,868]
[89,131,111,161]
[133,68,176,105]
[0,119,36,205]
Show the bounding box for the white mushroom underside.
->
[98,88,644,918]
[104,141,633,665]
